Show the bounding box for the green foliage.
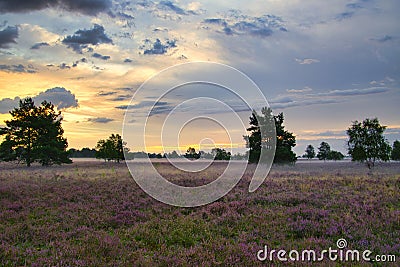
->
[0,98,71,166]
[327,150,345,161]
[68,147,96,158]
[95,134,127,162]
[244,107,296,164]
[346,118,391,168]
[303,144,315,159]
[391,140,400,161]
[317,142,330,161]
[184,147,200,159]
[212,148,231,160]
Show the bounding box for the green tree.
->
[0,98,71,166]
[184,147,200,159]
[95,134,127,162]
[317,142,331,161]
[327,150,345,161]
[212,148,231,160]
[244,107,295,164]
[304,144,315,159]
[346,118,391,168]
[390,140,400,161]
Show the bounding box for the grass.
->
[0,161,399,266]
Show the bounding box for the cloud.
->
[295,58,320,65]
[0,96,21,113]
[62,24,112,53]
[30,42,49,49]
[270,98,339,109]
[141,38,177,55]
[115,105,129,110]
[0,25,18,48]
[34,87,78,109]
[87,117,114,123]
[98,91,117,96]
[0,0,112,16]
[371,35,394,43]
[158,0,186,15]
[58,63,71,69]
[111,95,131,101]
[335,11,355,21]
[286,87,313,93]
[0,87,78,113]
[92,52,110,60]
[309,130,346,137]
[317,87,389,97]
[203,13,286,37]
[0,64,36,73]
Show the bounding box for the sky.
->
[0,0,399,156]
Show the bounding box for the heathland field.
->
[0,161,399,266]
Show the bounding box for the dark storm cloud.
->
[30,42,49,49]
[87,117,114,123]
[62,24,112,53]
[142,38,177,55]
[0,87,78,113]
[92,52,110,60]
[0,0,112,16]
[0,64,36,73]
[0,25,18,48]
[203,13,286,37]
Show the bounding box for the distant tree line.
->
[1,100,399,168]
[302,142,345,161]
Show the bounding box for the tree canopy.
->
[390,140,400,161]
[95,134,127,162]
[317,142,331,161]
[244,107,296,164]
[0,98,71,166]
[304,144,315,159]
[184,147,201,159]
[346,118,391,168]
[212,148,231,160]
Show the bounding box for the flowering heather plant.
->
[0,161,399,266]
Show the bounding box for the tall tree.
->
[391,140,400,161]
[304,144,315,159]
[95,134,127,162]
[244,107,295,164]
[317,142,331,161]
[0,98,71,166]
[347,118,391,168]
